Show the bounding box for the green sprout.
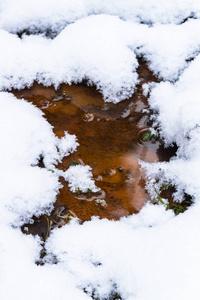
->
[95,199,106,206]
[60,215,74,221]
[24,226,29,235]
[84,113,90,120]
[75,187,81,194]
[75,187,92,195]
[142,131,157,142]
[84,188,92,194]
[153,182,185,214]
[69,160,79,167]
[153,183,170,209]
[101,103,109,111]
[172,203,185,215]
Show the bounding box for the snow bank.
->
[142,53,200,203]
[1,16,200,102]
[136,19,200,81]
[0,92,78,225]
[0,91,93,299]
[0,225,91,300]
[0,0,200,34]
[0,15,139,102]
[45,203,200,300]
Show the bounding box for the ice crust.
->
[1,0,200,299]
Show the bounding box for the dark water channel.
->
[13,61,175,236]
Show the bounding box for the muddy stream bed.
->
[13,61,176,238]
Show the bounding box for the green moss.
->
[69,160,79,167]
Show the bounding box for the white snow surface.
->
[2,15,200,101]
[64,165,100,193]
[0,0,200,33]
[1,1,200,300]
[141,54,200,204]
[0,92,79,225]
[45,204,200,300]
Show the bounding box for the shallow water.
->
[14,61,169,223]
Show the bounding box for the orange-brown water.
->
[14,61,164,222]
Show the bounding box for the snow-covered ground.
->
[0,0,200,299]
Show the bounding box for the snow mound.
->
[142,53,200,204]
[0,0,200,34]
[45,203,200,300]
[2,15,200,101]
[0,15,139,102]
[64,165,100,193]
[0,92,78,225]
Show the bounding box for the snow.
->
[45,204,200,300]
[1,0,200,34]
[0,225,91,300]
[1,15,200,101]
[58,131,79,158]
[0,92,79,225]
[0,15,140,102]
[0,0,200,299]
[141,53,200,204]
[63,165,100,193]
